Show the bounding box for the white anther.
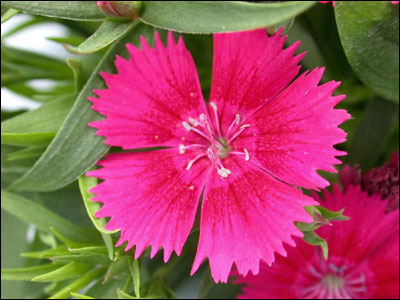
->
[243,149,250,161]
[218,167,232,178]
[240,124,251,129]
[188,117,199,126]
[186,160,194,170]
[210,102,218,111]
[199,113,208,123]
[179,144,185,154]
[235,114,241,125]
[182,121,192,131]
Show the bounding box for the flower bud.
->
[96,1,142,19]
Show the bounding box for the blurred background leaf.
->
[335,1,399,102]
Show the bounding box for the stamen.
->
[217,166,231,178]
[243,148,250,161]
[180,144,207,154]
[230,149,250,161]
[182,121,215,143]
[227,124,251,144]
[186,153,207,170]
[226,113,241,138]
[179,144,185,154]
[188,117,198,126]
[182,121,191,132]
[210,102,222,137]
[207,147,231,178]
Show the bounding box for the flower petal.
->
[89,32,207,149]
[209,28,304,132]
[191,156,316,283]
[87,148,210,261]
[234,68,350,190]
[316,184,399,266]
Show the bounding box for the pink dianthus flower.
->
[87,29,349,283]
[234,184,399,299]
[340,151,399,212]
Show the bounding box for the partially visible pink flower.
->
[87,29,349,283]
[340,151,399,212]
[339,164,361,190]
[234,184,399,299]
[392,1,399,4]
[319,1,335,7]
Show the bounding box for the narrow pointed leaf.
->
[79,174,116,260]
[66,19,135,54]
[79,174,119,235]
[7,145,47,161]
[70,293,95,299]
[66,58,84,91]
[21,247,70,259]
[1,190,99,244]
[69,246,109,256]
[1,8,18,23]
[117,289,137,299]
[1,94,75,146]
[140,1,315,33]
[9,23,155,192]
[1,263,62,281]
[129,257,141,298]
[31,262,92,282]
[1,1,105,21]
[48,267,107,299]
[303,231,328,260]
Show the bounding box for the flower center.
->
[179,102,250,178]
[302,263,367,299]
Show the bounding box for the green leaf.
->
[303,231,328,260]
[140,1,315,33]
[48,267,107,299]
[296,205,349,232]
[1,8,18,23]
[50,254,110,265]
[129,257,141,298]
[198,268,215,299]
[348,97,399,170]
[31,262,92,282]
[7,145,47,161]
[117,289,137,299]
[335,1,399,102]
[1,94,75,146]
[66,18,135,54]
[79,175,119,235]
[1,46,72,85]
[103,256,130,284]
[21,247,70,259]
[1,263,62,281]
[66,58,84,92]
[9,23,155,192]
[1,1,105,21]
[1,190,99,244]
[69,246,109,256]
[79,174,117,261]
[70,292,95,299]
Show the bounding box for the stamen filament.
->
[226,114,241,138]
[210,102,222,138]
[182,121,215,144]
[227,124,250,144]
[186,153,207,170]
